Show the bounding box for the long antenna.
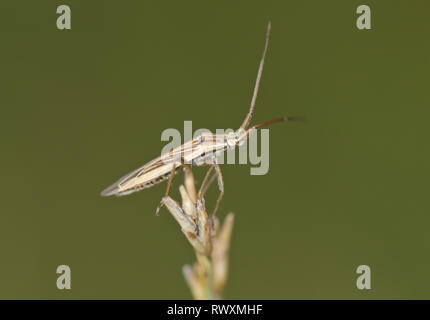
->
[238,116,303,141]
[240,21,271,131]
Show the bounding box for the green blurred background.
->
[1,0,429,299]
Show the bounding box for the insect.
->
[100,22,298,215]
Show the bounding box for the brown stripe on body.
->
[119,165,182,195]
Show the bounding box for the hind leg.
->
[155,163,178,215]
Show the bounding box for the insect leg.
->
[196,163,224,217]
[211,163,224,217]
[197,165,214,199]
[183,164,197,204]
[155,163,177,215]
[198,169,217,200]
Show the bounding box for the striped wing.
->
[100,134,228,197]
[100,138,201,196]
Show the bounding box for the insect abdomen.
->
[117,167,180,196]
[143,170,175,188]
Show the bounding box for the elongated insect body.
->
[101,133,230,196]
[101,22,297,203]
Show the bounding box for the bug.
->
[100,22,298,215]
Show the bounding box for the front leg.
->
[197,163,224,217]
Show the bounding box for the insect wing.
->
[100,139,202,196]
